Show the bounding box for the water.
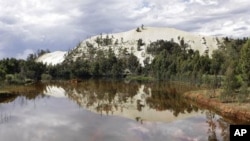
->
[0,80,230,141]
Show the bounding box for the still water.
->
[0,79,230,141]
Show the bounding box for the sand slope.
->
[36,51,66,65]
[37,27,223,66]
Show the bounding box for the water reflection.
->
[0,80,232,141]
[205,111,230,141]
[47,80,202,122]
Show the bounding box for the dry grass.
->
[184,89,250,123]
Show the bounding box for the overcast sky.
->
[0,0,250,59]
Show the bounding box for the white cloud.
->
[0,0,249,58]
[16,49,34,60]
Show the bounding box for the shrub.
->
[41,74,52,81]
[136,27,141,32]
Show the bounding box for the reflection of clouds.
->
[0,96,139,141]
[125,117,211,141]
[1,98,80,141]
[129,123,150,134]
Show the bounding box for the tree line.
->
[0,38,249,99]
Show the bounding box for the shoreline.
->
[183,90,250,124]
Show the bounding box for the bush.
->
[136,27,141,32]
[5,74,14,83]
[41,74,52,81]
[5,74,25,84]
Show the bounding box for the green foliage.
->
[240,40,250,84]
[71,59,91,78]
[36,49,50,57]
[0,36,249,102]
[0,67,6,80]
[86,41,94,48]
[127,54,141,74]
[5,74,14,83]
[218,38,250,101]
[0,57,47,84]
[211,50,225,75]
[148,40,210,82]
[41,74,52,81]
[95,34,112,46]
[23,61,46,81]
[5,73,26,84]
[237,82,249,103]
[147,40,181,55]
[137,39,144,51]
[26,49,50,61]
[114,39,119,45]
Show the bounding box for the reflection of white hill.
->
[43,86,66,98]
[65,84,203,123]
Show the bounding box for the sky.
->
[0,0,250,59]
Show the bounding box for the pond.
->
[0,79,231,141]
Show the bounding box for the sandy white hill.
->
[36,51,66,65]
[71,26,222,66]
[37,27,223,66]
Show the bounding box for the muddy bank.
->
[0,91,18,103]
[184,90,250,124]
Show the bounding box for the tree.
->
[210,50,225,88]
[240,40,250,85]
[23,61,46,81]
[136,27,141,32]
[141,24,144,30]
[127,54,140,74]
[111,60,123,77]
[114,39,119,45]
[71,60,91,78]
[151,50,169,80]
[0,67,6,80]
[137,39,144,51]
[95,36,101,46]
[222,66,239,100]
[91,62,100,76]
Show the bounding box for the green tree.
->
[222,66,239,100]
[23,61,46,81]
[136,27,141,32]
[71,60,90,78]
[111,60,124,77]
[240,40,250,85]
[127,54,140,74]
[0,66,6,80]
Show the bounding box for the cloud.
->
[16,49,34,59]
[0,0,250,59]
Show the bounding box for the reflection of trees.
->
[206,111,230,141]
[64,79,141,115]
[0,83,47,124]
[0,83,47,104]
[0,112,11,124]
[206,111,218,141]
[0,93,17,103]
[146,82,199,116]
[217,118,230,141]
[62,80,200,117]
